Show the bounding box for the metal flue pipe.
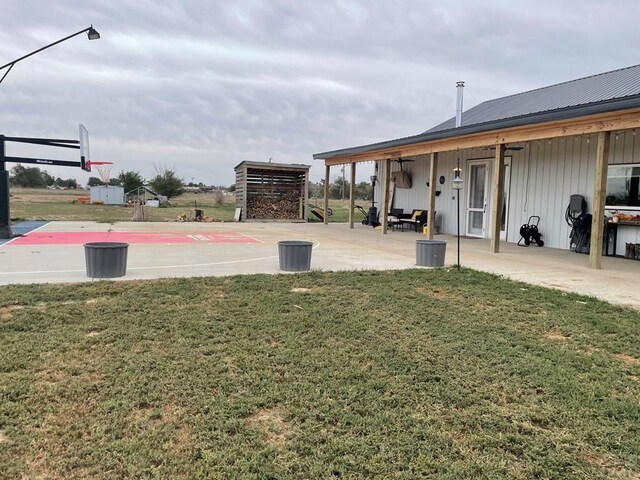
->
[455,81,465,128]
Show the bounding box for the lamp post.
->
[0,26,100,239]
[452,163,464,271]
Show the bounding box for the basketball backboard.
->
[79,124,91,172]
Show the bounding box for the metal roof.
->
[234,160,310,171]
[314,64,640,160]
[427,64,640,133]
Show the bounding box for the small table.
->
[605,221,640,257]
[388,217,402,231]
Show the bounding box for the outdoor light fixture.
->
[370,175,377,185]
[452,163,464,271]
[87,26,101,40]
[0,25,101,84]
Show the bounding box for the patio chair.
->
[400,210,430,232]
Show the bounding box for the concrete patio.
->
[0,221,638,310]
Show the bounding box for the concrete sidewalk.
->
[1,221,638,310]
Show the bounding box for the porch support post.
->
[381,158,390,234]
[490,143,506,253]
[349,162,356,229]
[590,131,610,269]
[324,163,330,225]
[427,152,438,240]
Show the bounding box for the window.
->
[606,164,640,208]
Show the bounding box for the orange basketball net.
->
[86,161,114,185]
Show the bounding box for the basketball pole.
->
[0,136,11,239]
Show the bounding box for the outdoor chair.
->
[400,209,430,232]
[388,208,404,231]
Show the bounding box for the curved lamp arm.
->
[0,25,100,85]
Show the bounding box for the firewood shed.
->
[234,161,310,222]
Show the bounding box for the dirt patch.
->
[581,451,639,479]
[0,430,7,443]
[267,337,282,348]
[0,305,24,320]
[245,407,292,447]
[86,331,102,337]
[543,329,569,341]
[415,287,457,301]
[291,287,311,293]
[615,353,639,366]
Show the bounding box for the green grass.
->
[8,188,363,224]
[1,269,639,479]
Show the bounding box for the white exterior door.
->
[466,161,490,237]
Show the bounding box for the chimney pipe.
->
[455,81,465,128]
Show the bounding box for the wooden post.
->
[590,131,610,269]
[324,164,330,225]
[381,159,390,234]
[304,169,309,222]
[349,162,356,229]
[427,152,438,240]
[490,144,506,253]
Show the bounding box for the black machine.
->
[355,205,379,227]
[518,216,545,247]
[565,194,591,253]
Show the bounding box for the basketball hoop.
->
[86,161,114,185]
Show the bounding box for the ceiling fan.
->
[391,157,415,170]
[485,145,524,152]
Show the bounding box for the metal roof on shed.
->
[314,64,640,160]
[234,161,310,171]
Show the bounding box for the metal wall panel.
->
[370,129,639,251]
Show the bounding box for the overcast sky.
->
[2,0,640,186]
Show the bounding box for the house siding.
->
[372,129,640,252]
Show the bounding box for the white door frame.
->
[466,160,490,237]
[500,157,512,241]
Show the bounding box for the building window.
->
[607,164,640,208]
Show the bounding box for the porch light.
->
[370,175,377,185]
[452,176,464,190]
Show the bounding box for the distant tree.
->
[108,178,122,186]
[148,165,184,198]
[329,176,350,200]
[87,176,103,187]
[54,178,78,189]
[42,171,55,187]
[355,181,373,201]
[8,165,52,188]
[117,170,145,193]
[227,183,236,192]
[308,180,324,199]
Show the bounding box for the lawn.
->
[9,188,237,223]
[8,188,362,224]
[1,269,639,479]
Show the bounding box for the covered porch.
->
[315,109,640,270]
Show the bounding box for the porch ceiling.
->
[317,105,640,166]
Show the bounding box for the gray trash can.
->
[278,240,312,272]
[84,242,129,278]
[416,240,446,267]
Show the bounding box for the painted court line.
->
[8,231,260,246]
[0,239,321,276]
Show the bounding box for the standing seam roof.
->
[426,64,640,133]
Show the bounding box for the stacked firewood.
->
[247,193,299,219]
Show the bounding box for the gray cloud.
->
[2,0,640,184]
